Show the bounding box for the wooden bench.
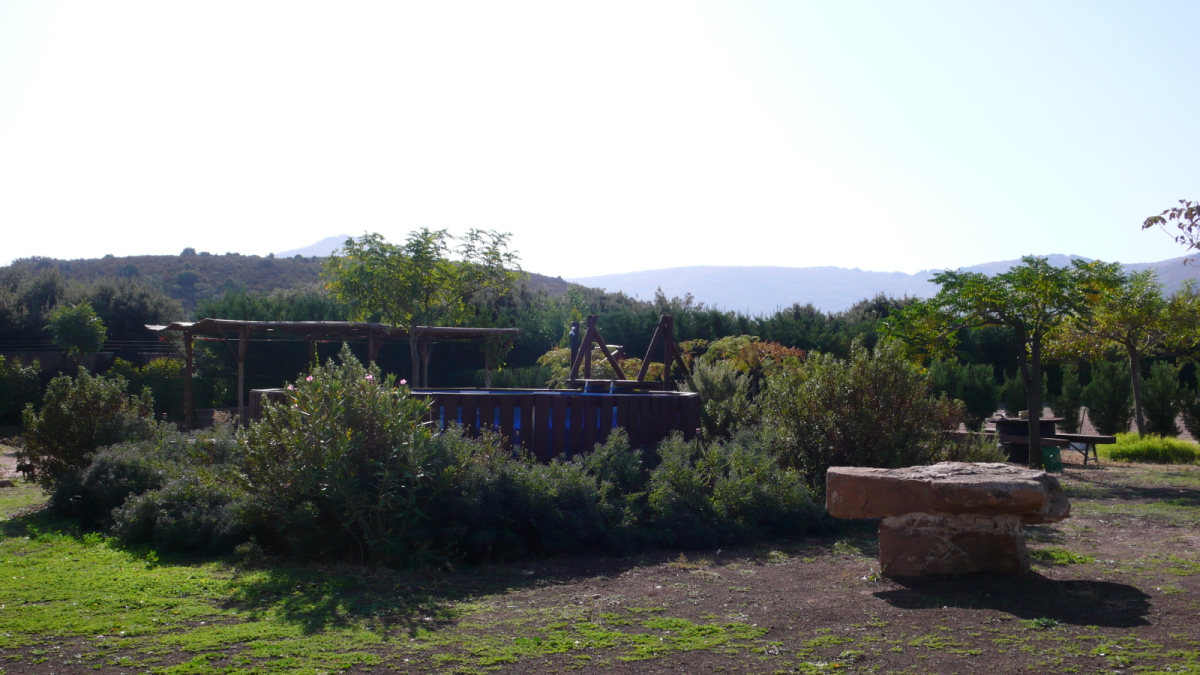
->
[1053,433,1116,466]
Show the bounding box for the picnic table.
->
[1054,433,1117,466]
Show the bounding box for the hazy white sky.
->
[1,1,1197,277]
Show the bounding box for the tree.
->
[882,256,1121,467]
[323,229,521,387]
[1083,360,1133,435]
[1143,200,1200,262]
[46,302,108,357]
[1048,270,1199,435]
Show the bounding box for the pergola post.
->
[237,327,248,424]
[368,332,380,364]
[183,331,194,429]
[662,315,673,387]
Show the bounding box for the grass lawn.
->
[4,449,1200,674]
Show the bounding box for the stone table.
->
[826,462,1070,576]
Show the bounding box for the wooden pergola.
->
[145,319,519,428]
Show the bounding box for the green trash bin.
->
[1041,446,1063,473]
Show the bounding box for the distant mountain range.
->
[276,235,351,258]
[568,254,1200,314]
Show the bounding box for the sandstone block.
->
[826,462,1068,523]
[879,512,1028,576]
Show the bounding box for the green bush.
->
[1083,361,1133,436]
[1142,361,1182,437]
[437,445,605,561]
[929,360,999,430]
[52,424,240,530]
[647,431,821,548]
[685,359,756,439]
[21,368,154,487]
[111,473,252,554]
[0,355,41,426]
[938,431,1007,463]
[1103,433,1200,464]
[760,340,961,489]
[241,344,495,563]
[1051,364,1084,434]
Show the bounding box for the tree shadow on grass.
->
[1063,469,1200,503]
[874,573,1150,628]
[219,554,648,637]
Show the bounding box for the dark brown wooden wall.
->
[421,392,701,459]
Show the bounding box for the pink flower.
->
[306,376,313,382]
[400,379,407,385]
[287,384,294,390]
[365,374,374,381]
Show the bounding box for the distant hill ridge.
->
[3,249,571,313]
[568,254,1200,314]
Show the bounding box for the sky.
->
[1,1,1197,278]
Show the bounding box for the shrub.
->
[929,360,999,431]
[0,355,40,426]
[111,473,252,554]
[1142,361,1182,437]
[760,340,961,489]
[1051,364,1084,434]
[646,432,821,548]
[938,430,1007,463]
[1083,361,1133,436]
[685,359,756,439]
[241,344,491,563]
[1103,433,1200,464]
[438,446,605,561]
[21,368,154,487]
[52,424,240,529]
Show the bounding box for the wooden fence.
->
[248,388,702,459]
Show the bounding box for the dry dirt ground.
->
[2,451,1200,674]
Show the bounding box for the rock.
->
[825,462,1071,576]
[0,479,14,488]
[826,462,1069,522]
[879,513,1028,576]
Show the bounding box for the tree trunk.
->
[1020,338,1044,469]
[420,341,433,388]
[409,332,421,389]
[1129,347,1146,435]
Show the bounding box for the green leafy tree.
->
[1143,199,1200,261]
[323,229,521,387]
[882,256,1121,466]
[46,302,108,357]
[1048,270,1198,435]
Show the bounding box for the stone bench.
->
[826,462,1070,576]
